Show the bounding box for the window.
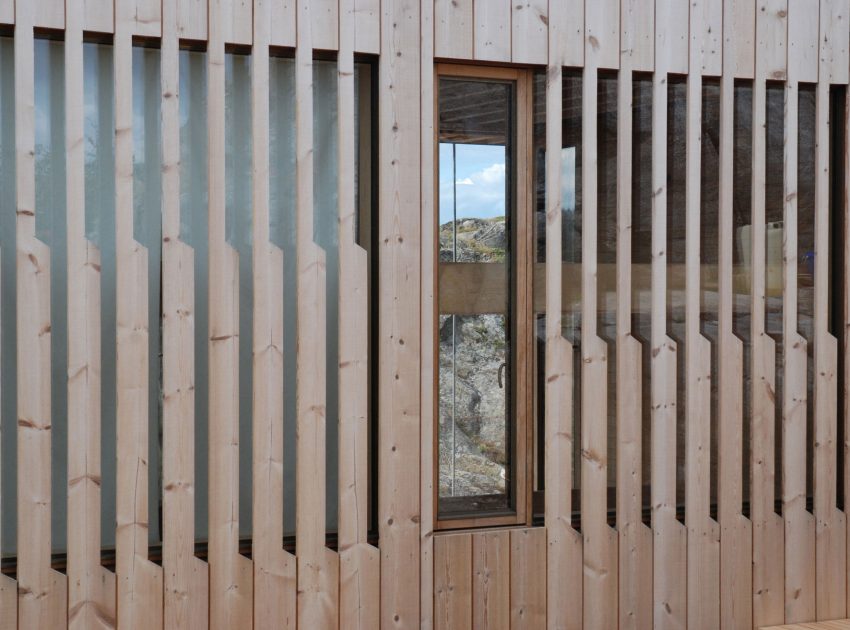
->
[435,66,532,526]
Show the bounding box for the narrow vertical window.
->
[436,67,531,524]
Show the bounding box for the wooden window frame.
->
[433,64,534,531]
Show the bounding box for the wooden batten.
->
[207,0,253,627]
[510,0,548,65]
[65,2,116,628]
[434,0,472,60]
[14,0,67,626]
[751,4,785,623]
[161,1,209,628]
[717,2,754,627]
[473,0,510,63]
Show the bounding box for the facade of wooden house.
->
[2,1,850,629]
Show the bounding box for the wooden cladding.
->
[1,1,850,630]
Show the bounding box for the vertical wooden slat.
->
[585,0,619,70]
[131,0,160,36]
[338,1,380,629]
[208,0,253,627]
[434,0,472,60]
[657,0,689,75]
[15,1,68,627]
[114,1,163,627]
[511,0,550,66]
[354,0,380,54]
[294,1,339,627]
[699,0,723,76]
[473,0,510,62]
[758,0,789,81]
[784,3,819,623]
[224,0,253,46]
[270,0,295,47]
[161,1,210,629]
[511,528,546,630]
[546,4,583,629]
[251,2,297,630]
[471,531,509,630]
[34,0,63,29]
[685,6,721,628]
[83,0,113,34]
[580,44,618,630]
[66,5,116,629]
[751,5,785,623]
[312,0,338,50]
[813,76,846,618]
[621,0,654,73]
[420,0,436,627]
[718,3,754,628]
[434,534,471,630]
[617,13,653,629]
[379,0,421,627]
[730,0,756,78]
[178,0,208,41]
[652,3,688,628]
[819,0,850,85]
[788,0,818,82]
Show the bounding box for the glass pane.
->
[438,77,513,518]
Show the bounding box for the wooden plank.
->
[781,81,816,626]
[685,9,721,625]
[34,0,63,29]
[473,0,510,62]
[656,0,689,75]
[652,5,689,629]
[819,0,850,84]
[717,7,754,627]
[354,0,380,54]
[251,1,297,629]
[545,11,583,630]
[434,534,472,630]
[65,5,116,630]
[812,78,846,620]
[580,63,618,630]
[511,0,549,65]
[420,0,436,627]
[294,1,339,627]
[114,1,163,628]
[585,0,619,70]
[132,0,160,36]
[750,75,785,630]
[699,0,723,76]
[338,1,380,629]
[510,528,546,630]
[615,65,653,630]
[621,0,654,72]
[15,2,68,627]
[224,0,253,45]
[471,531,509,630]
[0,0,11,26]
[757,0,789,81]
[729,0,756,78]
[379,0,421,626]
[178,0,208,40]
[788,0,819,83]
[161,1,209,629]
[312,0,338,49]
[434,0,472,59]
[762,621,850,630]
[83,0,113,34]
[207,0,253,627]
[270,0,296,47]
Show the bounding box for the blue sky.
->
[438,142,577,226]
[439,142,506,224]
